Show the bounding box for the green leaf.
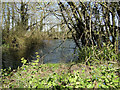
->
[36,55,40,58]
[76,82,80,84]
[21,57,24,61]
[87,83,93,88]
[101,76,106,79]
[37,84,44,88]
[105,78,109,83]
[35,52,39,55]
[101,84,108,88]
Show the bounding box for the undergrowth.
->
[1,44,120,89]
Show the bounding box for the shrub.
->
[2,30,45,69]
[77,43,118,65]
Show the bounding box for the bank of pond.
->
[1,39,120,88]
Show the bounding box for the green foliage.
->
[1,45,119,89]
[2,44,10,48]
[1,56,119,88]
[78,43,118,65]
[21,57,27,65]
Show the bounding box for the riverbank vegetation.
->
[1,1,120,89]
[2,29,46,69]
[1,46,119,88]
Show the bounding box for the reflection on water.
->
[37,39,77,63]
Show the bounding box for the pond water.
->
[37,39,78,63]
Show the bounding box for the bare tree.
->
[58,1,120,52]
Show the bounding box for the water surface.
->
[36,39,77,63]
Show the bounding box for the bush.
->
[2,30,45,69]
[77,43,118,65]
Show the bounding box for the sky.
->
[1,0,120,2]
[1,1,119,31]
